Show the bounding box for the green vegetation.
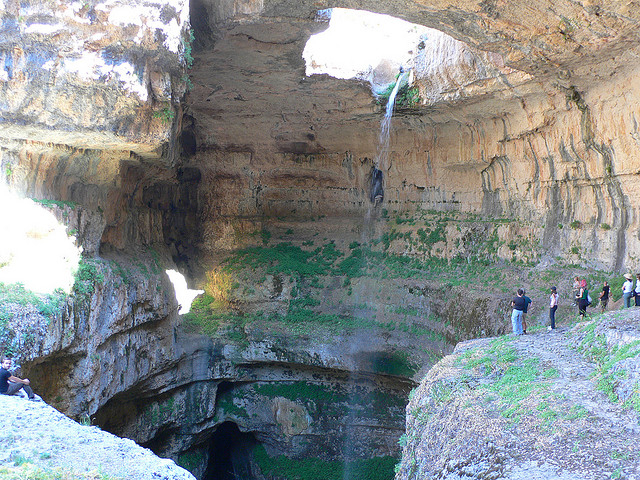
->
[144,397,177,426]
[377,80,421,108]
[32,198,77,210]
[73,258,105,298]
[455,336,565,424]
[152,106,175,124]
[216,393,249,419]
[0,283,65,320]
[177,450,204,475]
[372,350,419,377]
[575,320,640,412]
[253,445,397,480]
[0,282,66,356]
[0,464,121,480]
[182,28,195,69]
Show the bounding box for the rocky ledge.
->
[0,395,195,480]
[396,308,640,480]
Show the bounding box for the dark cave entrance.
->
[203,421,258,480]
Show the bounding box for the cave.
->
[203,422,258,480]
[2,0,640,479]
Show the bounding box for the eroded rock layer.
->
[2,0,640,479]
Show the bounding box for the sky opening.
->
[166,269,204,315]
[0,185,81,294]
[303,8,429,90]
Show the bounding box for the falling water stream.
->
[342,70,410,480]
[375,70,409,174]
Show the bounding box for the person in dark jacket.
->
[511,288,525,335]
[0,357,34,399]
[577,279,589,320]
[599,281,609,312]
[521,289,532,334]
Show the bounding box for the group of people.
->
[511,272,640,335]
[622,273,640,308]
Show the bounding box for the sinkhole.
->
[302,8,512,104]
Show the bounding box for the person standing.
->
[622,274,634,308]
[577,279,589,320]
[599,281,610,312]
[635,274,640,307]
[511,288,525,335]
[572,276,580,306]
[548,286,558,331]
[521,289,532,334]
[0,357,35,399]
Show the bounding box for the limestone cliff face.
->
[184,2,640,271]
[2,0,640,479]
[0,0,190,158]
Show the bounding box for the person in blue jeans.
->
[511,288,525,335]
[622,273,634,308]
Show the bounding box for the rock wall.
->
[3,0,640,479]
[184,11,640,271]
[395,310,640,480]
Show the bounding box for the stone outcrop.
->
[0,0,191,159]
[1,395,196,480]
[2,0,640,479]
[396,309,640,480]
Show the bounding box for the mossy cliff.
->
[396,309,640,480]
[2,0,640,479]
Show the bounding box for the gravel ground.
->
[0,395,195,480]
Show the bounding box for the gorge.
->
[1,0,640,479]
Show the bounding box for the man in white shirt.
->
[622,273,634,308]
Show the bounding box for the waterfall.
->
[370,70,409,205]
[375,70,409,172]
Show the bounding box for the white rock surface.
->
[0,395,196,480]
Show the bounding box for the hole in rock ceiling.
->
[0,184,81,294]
[165,269,204,314]
[303,8,514,103]
[303,8,428,94]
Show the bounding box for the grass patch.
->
[576,321,640,409]
[0,283,66,320]
[0,464,121,479]
[73,257,105,298]
[31,198,77,210]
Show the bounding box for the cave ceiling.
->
[2,0,640,158]
[186,0,640,156]
[196,0,640,80]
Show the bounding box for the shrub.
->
[73,258,105,297]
